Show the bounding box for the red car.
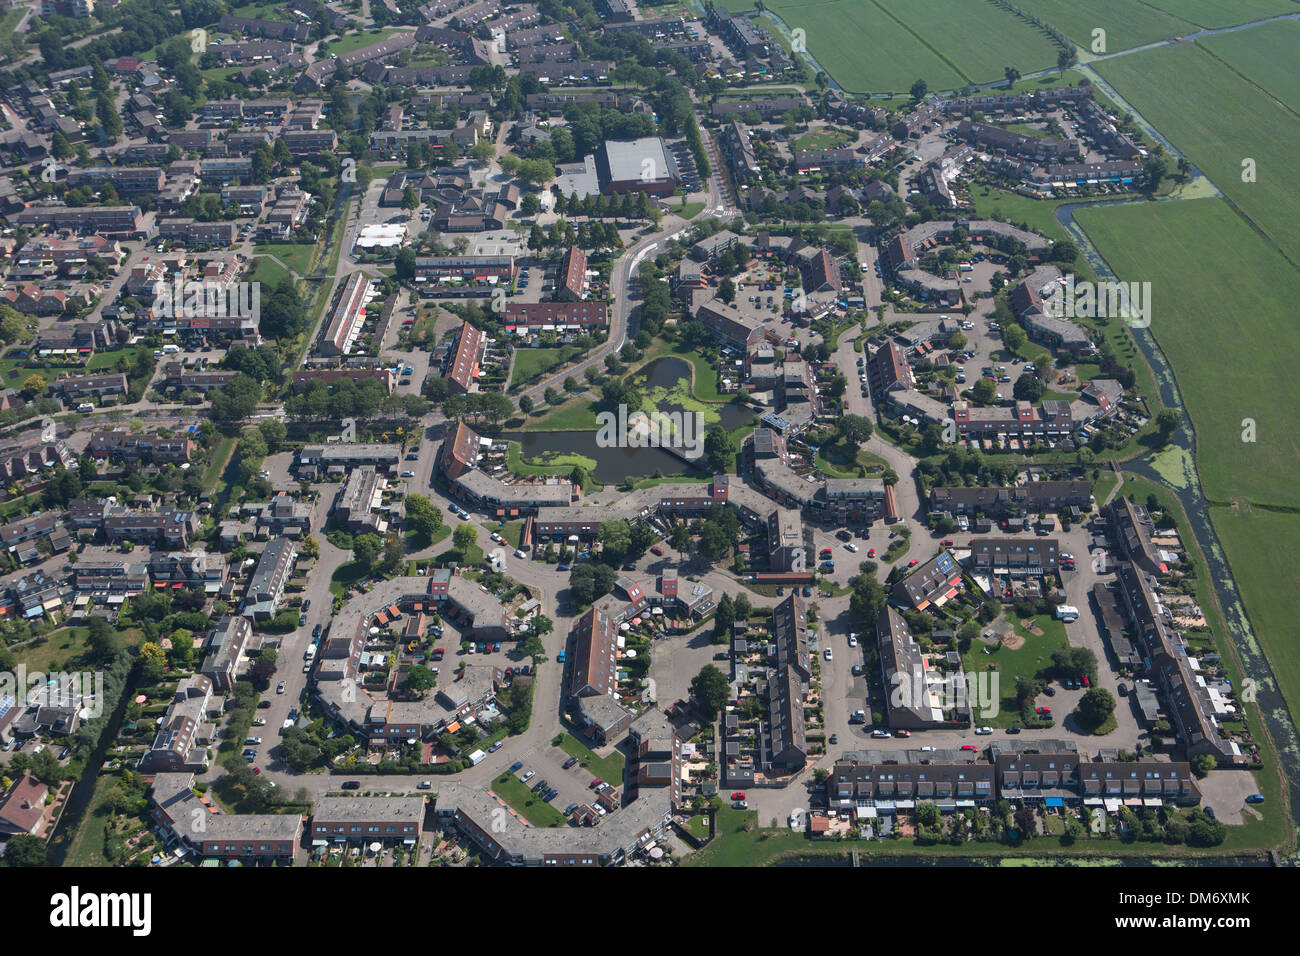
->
[252,766,261,775]
[961,744,977,751]
[908,558,919,567]
[895,729,911,738]
[867,548,876,558]
[650,546,664,556]
[590,778,604,789]
[1037,706,1052,715]
[941,539,953,546]
[1081,675,1090,686]
[730,791,746,800]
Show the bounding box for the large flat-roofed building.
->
[334,466,388,535]
[298,443,402,477]
[242,536,297,619]
[595,137,680,196]
[414,255,514,281]
[929,480,1092,517]
[103,507,197,548]
[317,273,373,357]
[310,795,426,846]
[447,469,573,516]
[501,301,608,333]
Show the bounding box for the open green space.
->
[881,0,1059,83]
[675,201,705,220]
[1142,0,1297,29]
[1074,198,1300,505]
[0,8,30,63]
[254,243,316,276]
[492,772,567,827]
[556,732,626,782]
[1015,0,1192,51]
[1094,41,1300,265]
[60,775,118,868]
[249,254,293,291]
[329,560,368,597]
[318,28,406,59]
[962,615,1070,728]
[1197,18,1300,114]
[10,626,92,673]
[510,346,584,387]
[791,127,856,152]
[730,0,967,92]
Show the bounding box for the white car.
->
[401,470,415,478]
[514,549,527,559]
[919,745,937,752]
[848,635,858,647]
[823,648,833,661]
[974,726,994,735]
[871,730,891,739]
[521,770,535,783]
[845,542,859,553]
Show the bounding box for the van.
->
[304,646,316,661]
[162,343,180,354]
[77,402,95,413]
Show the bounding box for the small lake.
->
[505,357,756,483]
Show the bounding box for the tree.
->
[2,833,49,867]
[689,665,729,720]
[718,278,735,304]
[1075,688,1115,729]
[400,185,419,211]
[453,523,477,555]
[836,413,873,446]
[1153,409,1180,446]
[20,375,46,400]
[1003,66,1021,88]
[1190,754,1216,778]
[597,519,633,562]
[405,494,444,538]
[910,79,928,101]
[395,247,416,281]
[712,593,734,642]
[1013,373,1044,403]
[519,395,534,414]
[971,377,998,405]
[353,533,383,572]
[1002,323,1027,352]
[669,521,692,559]
[405,665,437,695]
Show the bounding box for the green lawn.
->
[492,772,567,827]
[962,615,1069,728]
[556,732,626,782]
[792,127,856,152]
[329,560,368,597]
[318,28,407,59]
[510,346,584,388]
[523,394,602,432]
[249,254,293,290]
[0,8,30,63]
[675,201,705,220]
[85,346,148,372]
[11,627,92,673]
[60,775,118,868]
[254,242,316,276]
[1095,42,1300,266]
[685,815,711,839]
[506,441,597,478]
[201,435,238,493]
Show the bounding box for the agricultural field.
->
[733,0,967,92]
[1095,41,1300,265]
[1075,197,1300,506]
[1207,505,1300,727]
[1197,18,1300,113]
[880,0,1060,82]
[1141,0,1297,29]
[1015,0,1193,51]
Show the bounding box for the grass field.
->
[1197,18,1300,114]
[510,346,583,387]
[556,732,626,781]
[254,243,316,276]
[318,28,407,59]
[249,254,293,291]
[11,627,92,673]
[0,9,30,63]
[739,0,967,92]
[1142,0,1297,29]
[1074,198,1300,506]
[792,127,856,152]
[1016,0,1193,51]
[1094,42,1300,266]
[881,0,1060,82]
[492,772,567,827]
[962,615,1070,728]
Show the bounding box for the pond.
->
[504,357,756,483]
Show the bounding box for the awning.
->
[854,806,876,819]
[1143,798,1163,807]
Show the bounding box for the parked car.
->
[650,546,664,556]
[961,744,977,751]
[1036,706,1052,715]
[732,800,748,810]
[522,770,536,783]
[510,761,523,773]
[894,729,911,738]
[563,756,579,769]
[1245,794,1265,804]
[974,726,993,735]
[823,648,833,661]
[276,681,286,694]
[341,781,360,790]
